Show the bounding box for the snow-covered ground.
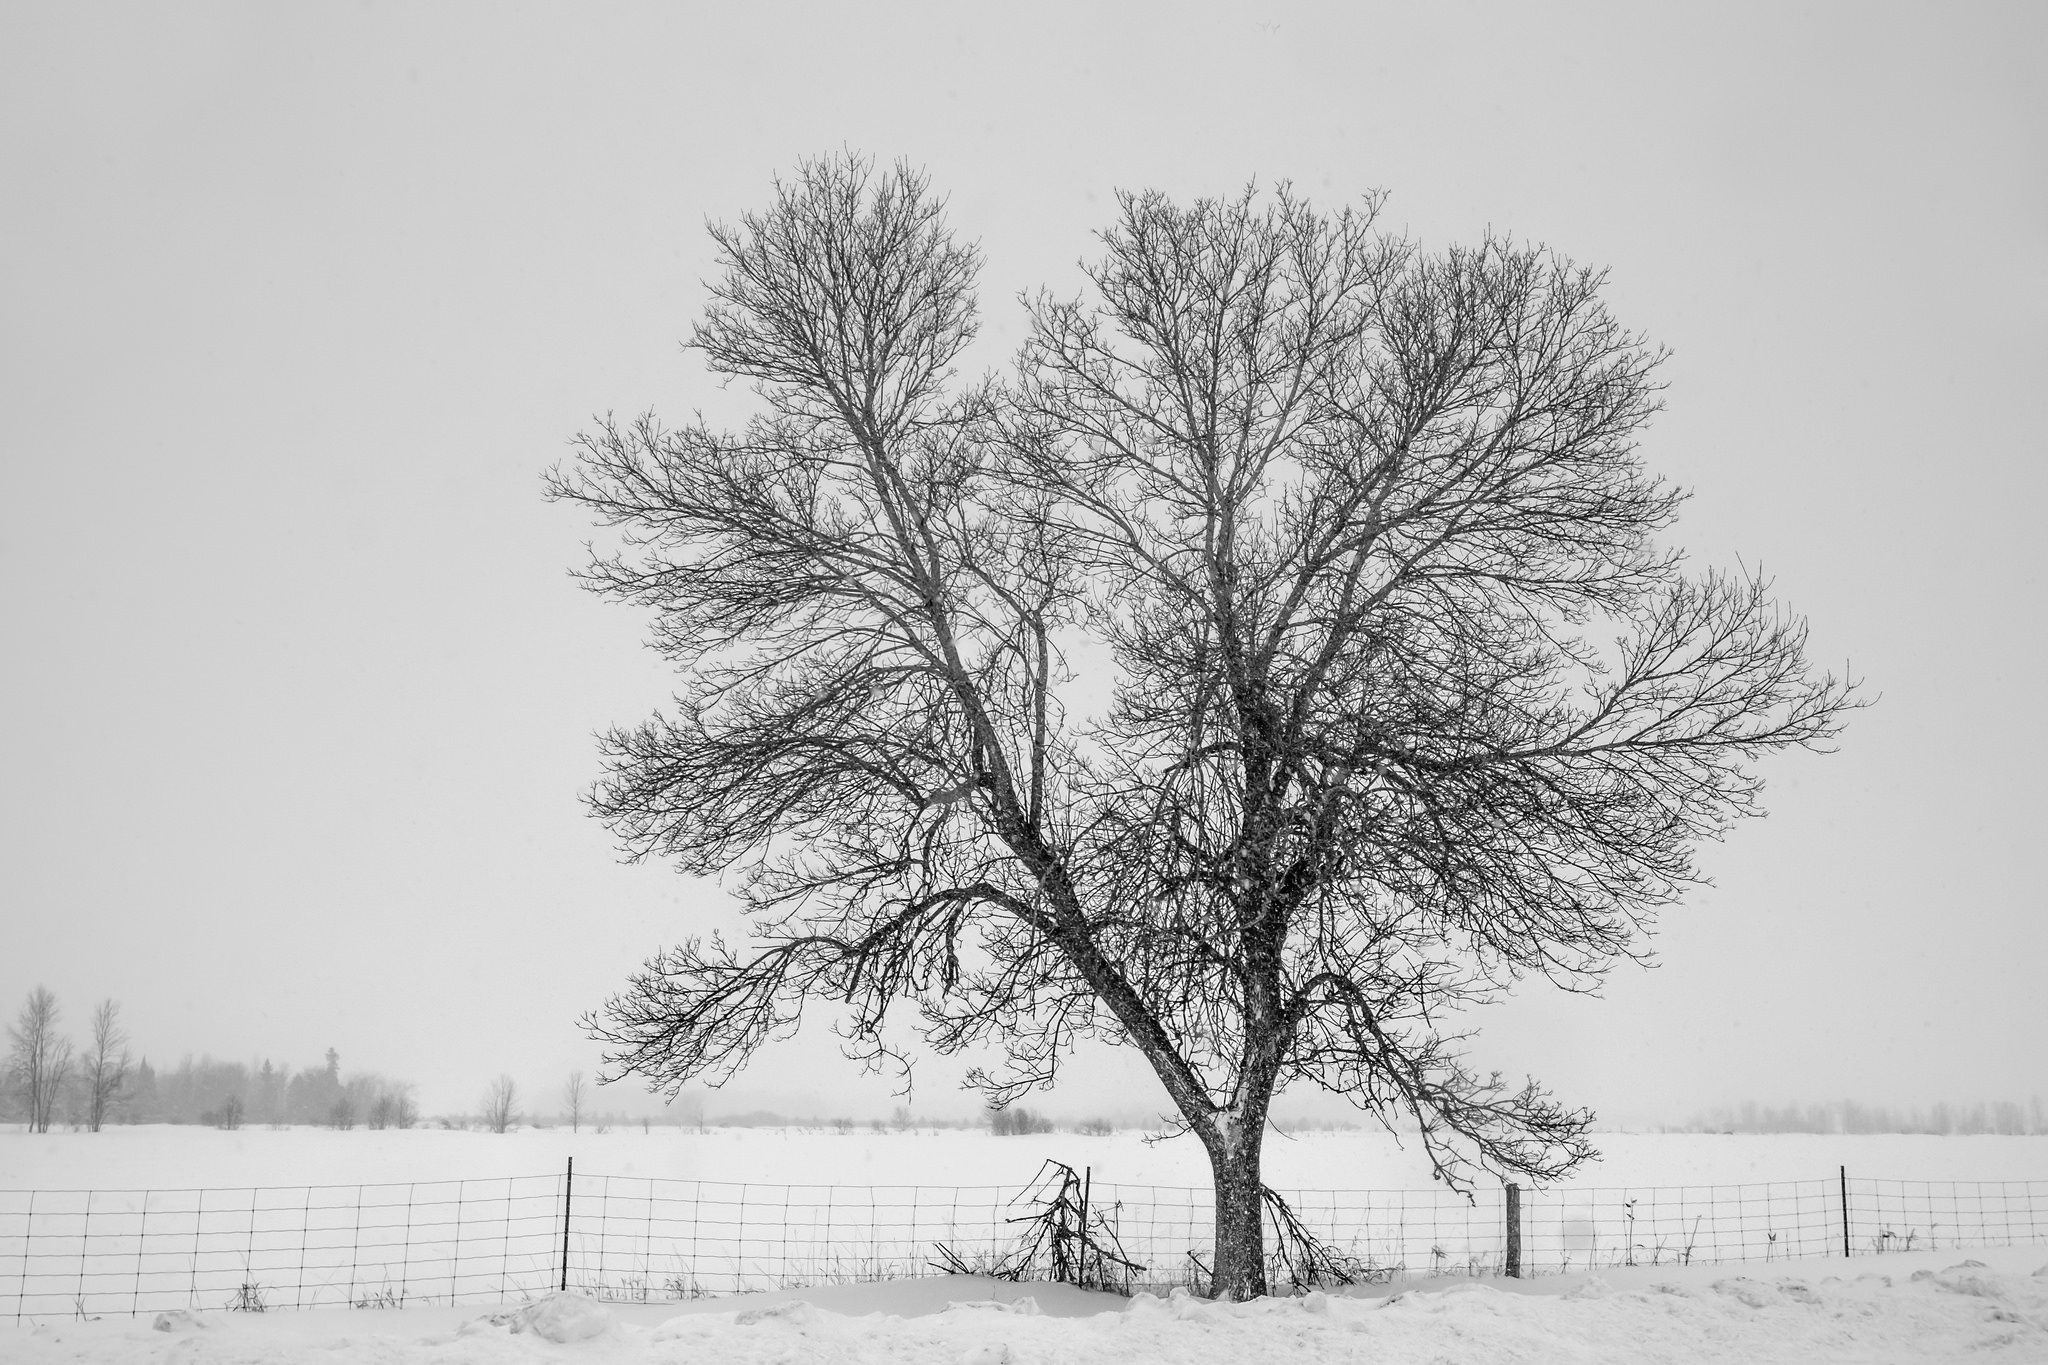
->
[8,1251,2048,1363]
[5,1129,2047,1360]
[4,1128,2045,1307]
[9,1122,2048,1191]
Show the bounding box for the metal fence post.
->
[450,1180,463,1307]
[78,1189,92,1313]
[399,1183,415,1305]
[347,1185,361,1307]
[1505,1182,1522,1278]
[559,1158,573,1294]
[1078,1167,1091,1288]
[135,1190,150,1317]
[245,1187,256,1308]
[1840,1166,1850,1258]
[19,1189,33,1322]
[191,1188,204,1308]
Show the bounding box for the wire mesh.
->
[566,1176,1016,1298]
[1514,1180,1838,1271]
[2,1169,2043,1322]
[0,1174,562,1320]
[1853,1178,2047,1255]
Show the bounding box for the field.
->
[3,1125,2045,1318]
[3,1126,2047,1360]
[12,1120,2048,1190]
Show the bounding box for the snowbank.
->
[7,1253,2045,1363]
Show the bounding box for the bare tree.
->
[81,999,129,1132]
[364,1079,418,1130]
[562,1070,587,1133]
[481,1075,517,1134]
[7,987,74,1134]
[211,1094,246,1131]
[354,1073,418,1130]
[550,156,1857,1298]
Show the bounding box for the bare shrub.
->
[202,1095,245,1130]
[481,1075,517,1133]
[364,1082,418,1130]
[934,1159,1144,1294]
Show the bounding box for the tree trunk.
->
[1207,1126,1268,1300]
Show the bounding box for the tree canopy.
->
[548,155,1856,1297]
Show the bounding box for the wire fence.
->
[3,1164,2043,1321]
[0,1174,564,1321]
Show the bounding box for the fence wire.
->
[563,1177,1016,1301]
[1856,1178,2048,1256]
[0,1175,562,1320]
[2,1168,2042,1321]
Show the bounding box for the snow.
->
[9,1123,2048,1193]
[5,1127,2045,1358]
[494,1292,616,1342]
[7,1253,2047,1363]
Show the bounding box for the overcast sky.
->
[3,2,2043,1130]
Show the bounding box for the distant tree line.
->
[987,1104,1056,1137]
[130,1049,418,1129]
[1681,1098,2047,1136]
[2,986,415,1131]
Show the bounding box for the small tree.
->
[81,999,129,1132]
[7,987,73,1134]
[254,1060,285,1128]
[554,156,1857,1298]
[364,1079,418,1130]
[563,1071,587,1133]
[481,1075,517,1134]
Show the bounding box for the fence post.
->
[1840,1166,1850,1258]
[1078,1167,1091,1288]
[21,1189,34,1322]
[560,1158,574,1294]
[450,1181,463,1307]
[78,1189,92,1313]
[136,1190,150,1318]
[1505,1183,1521,1278]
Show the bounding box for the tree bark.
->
[1206,1122,1268,1300]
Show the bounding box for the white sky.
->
[2,2,2043,1129]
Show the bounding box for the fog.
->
[3,4,2043,1135]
